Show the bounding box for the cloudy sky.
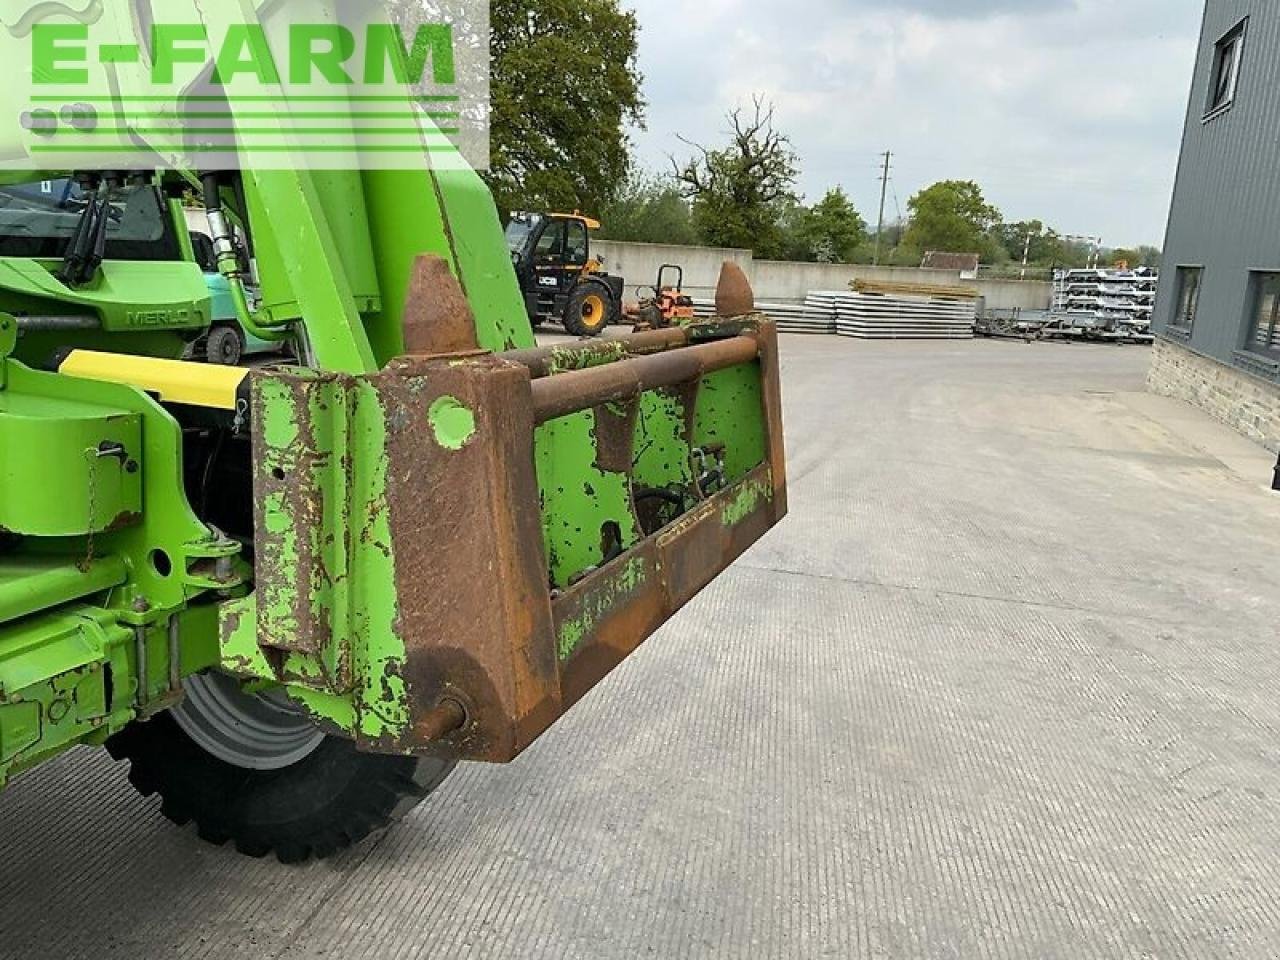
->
[624,0,1205,249]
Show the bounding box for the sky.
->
[623,0,1206,249]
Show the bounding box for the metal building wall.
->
[1154,0,1280,382]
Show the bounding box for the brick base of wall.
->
[1147,337,1280,453]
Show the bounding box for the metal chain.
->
[81,446,98,572]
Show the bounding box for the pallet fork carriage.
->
[230,280,786,762]
[0,1,785,861]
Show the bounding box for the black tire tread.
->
[563,282,612,337]
[205,325,244,366]
[107,712,454,864]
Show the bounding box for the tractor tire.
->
[107,674,455,864]
[206,324,244,366]
[563,283,612,338]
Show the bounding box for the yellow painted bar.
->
[59,351,249,411]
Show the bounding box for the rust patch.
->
[401,254,481,357]
[754,318,789,521]
[249,371,338,667]
[530,336,760,425]
[376,355,564,762]
[592,401,638,474]
[714,261,755,317]
[553,463,778,711]
[502,329,687,380]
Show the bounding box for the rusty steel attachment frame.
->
[220,307,787,764]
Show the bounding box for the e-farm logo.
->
[33,22,456,88]
[4,2,491,171]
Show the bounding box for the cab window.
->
[565,220,589,266]
[534,220,567,260]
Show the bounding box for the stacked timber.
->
[851,279,978,301]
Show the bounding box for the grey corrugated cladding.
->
[1154,0,1280,377]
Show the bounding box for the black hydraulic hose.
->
[56,190,98,285]
[72,198,101,271]
[84,196,110,281]
[202,172,222,215]
[201,172,289,343]
[634,487,687,509]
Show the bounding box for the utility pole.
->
[873,150,891,266]
[1020,230,1033,280]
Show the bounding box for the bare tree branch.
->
[667,95,799,255]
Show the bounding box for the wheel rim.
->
[581,295,606,331]
[171,671,326,771]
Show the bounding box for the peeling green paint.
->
[722,475,772,527]
[259,377,301,451]
[289,686,357,732]
[548,341,626,375]
[556,555,648,660]
[696,366,767,483]
[536,412,640,589]
[428,395,476,451]
[219,595,276,680]
[222,374,413,744]
[633,389,696,496]
[348,383,410,739]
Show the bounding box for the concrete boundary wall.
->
[594,240,1053,312]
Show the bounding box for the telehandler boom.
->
[0,4,785,862]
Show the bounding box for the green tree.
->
[597,170,697,246]
[774,196,814,262]
[673,97,799,258]
[1135,245,1163,269]
[1056,239,1098,269]
[996,219,1049,264]
[864,220,907,264]
[798,188,867,263]
[903,180,1002,261]
[774,190,868,264]
[488,0,645,216]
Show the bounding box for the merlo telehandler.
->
[0,7,786,864]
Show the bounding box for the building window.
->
[1172,267,1202,332]
[1247,272,1280,358]
[1206,19,1247,117]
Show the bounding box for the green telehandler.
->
[0,8,786,864]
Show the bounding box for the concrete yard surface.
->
[3,337,1280,959]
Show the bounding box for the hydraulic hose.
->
[202,173,291,344]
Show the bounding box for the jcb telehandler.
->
[0,10,786,862]
[505,211,625,337]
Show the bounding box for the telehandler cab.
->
[0,11,786,864]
